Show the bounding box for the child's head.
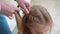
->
[21,5,52,34]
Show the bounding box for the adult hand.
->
[15,0,30,14]
[1,0,20,19]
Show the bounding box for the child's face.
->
[26,21,49,34]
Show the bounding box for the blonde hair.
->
[21,5,53,34]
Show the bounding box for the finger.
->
[3,11,14,19]
[25,2,30,11]
[1,10,12,17]
[16,0,29,14]
[5,11,14,19]
[6,2,20,12]
[19,3,29,14]
[1,3,12,16]
[2,4,14,15]
[8,14,14,19]
[1,1,15,19]
[23,6,29,14]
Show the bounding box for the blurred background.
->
[5,0,60,34]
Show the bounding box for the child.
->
[18,5,53,34]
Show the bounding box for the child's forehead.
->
[26,24,49,34]
[26,21,49,32]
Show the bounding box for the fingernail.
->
[8,15,14,19]
[16,8,20,12]
[8,16,13,19]
[27,11,29,14]
[18,8,20,11]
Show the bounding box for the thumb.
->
[23,6,29,14]
[8,14,14,19]
[15,7,20,12]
